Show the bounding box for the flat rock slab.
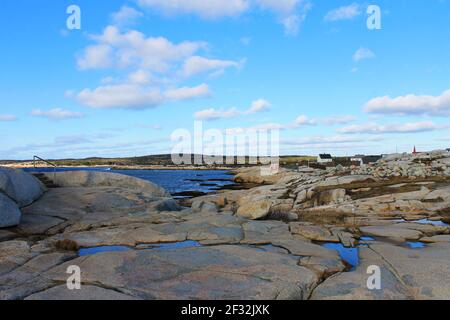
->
[25,285,139,300]
[421,235,450,243]
[41,245,319,300]
[311,245,414,300]
[359,225,423,240]
[312,242,450,300]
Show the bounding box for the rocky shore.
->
[1,150,449,300]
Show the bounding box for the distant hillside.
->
[0,154,357,168]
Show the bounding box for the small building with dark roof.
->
[317,154,333,163]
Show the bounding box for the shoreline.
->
[3,164,248,172]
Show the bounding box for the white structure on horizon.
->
[317,154,333,164]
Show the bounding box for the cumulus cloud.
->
[257,0,312,36]
[77,45,113,70]
[322,115,356,125]
[181,56,243,78]
[194,99,271,121]
[364,89,450,117]
[283,135,383,146]
[337,121,445,134]
[137,0,311,35]
[77,26,206,72]
[77,85,164,109]
[75,26,241,110]
[127,70,152,85]
[245,99,271,114]
[77,83,210,110]
[111,5,143,27]
[353,47,375,62]
[295,115,317,126]
[165,84,211,101]
[0,114,17,121]
[324,3,361,22]
[137,0,250,19]
[31,108,85,120]
[194,108,241,121]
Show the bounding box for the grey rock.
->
[0,193,22,228]
[0,167,45,207]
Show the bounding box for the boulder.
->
[0,193,22,228]
[317,189,347,205]
[0,167,45,207]
[290,223,339,242]
[236,198,272,220]
[43,171,169,198]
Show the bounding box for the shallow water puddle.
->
[406,242,426,249]
[78,241,202,256]
[137,240,201,250]
[360,236,375,241]
[78,245,133,256]
[322,243,361,271]
[412,219,449,227]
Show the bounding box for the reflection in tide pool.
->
[322,243,360,271]
[413,219,449,227]
[137,240,201,250]
[406,242,426,249]
[78,245,133,256]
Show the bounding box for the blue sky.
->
[1,0,450,160]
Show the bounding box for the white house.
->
[317,154,333,164]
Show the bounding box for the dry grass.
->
[54,239,80,251]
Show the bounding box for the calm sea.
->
[22,167,234,195]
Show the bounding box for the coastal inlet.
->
[23,167,237,199]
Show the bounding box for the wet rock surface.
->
[1,150,450,300]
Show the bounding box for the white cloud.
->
[295,115,317,126]
[137,0,250,19]
[283,135,383,146]
[128,70,152,85]
[338,121,445,134]
[0,114,17,121]
[324,3,361,22]
[77,45,112,70]
[77,83,210,110]
[75,26,241,110]
[194,99,271,121]
[78,26,206,72]
[165,84,211,101]
[322,115,356,125]
[181,56,243,78]
[245,99,271,114]
[194,108,241,121]
[77,85,164,109]
[353,47,375,62]
[257,0,312,36]
[31,108,85,120]
[364,89,450,117]
[138,0,311,35]
[111,5,143,27]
